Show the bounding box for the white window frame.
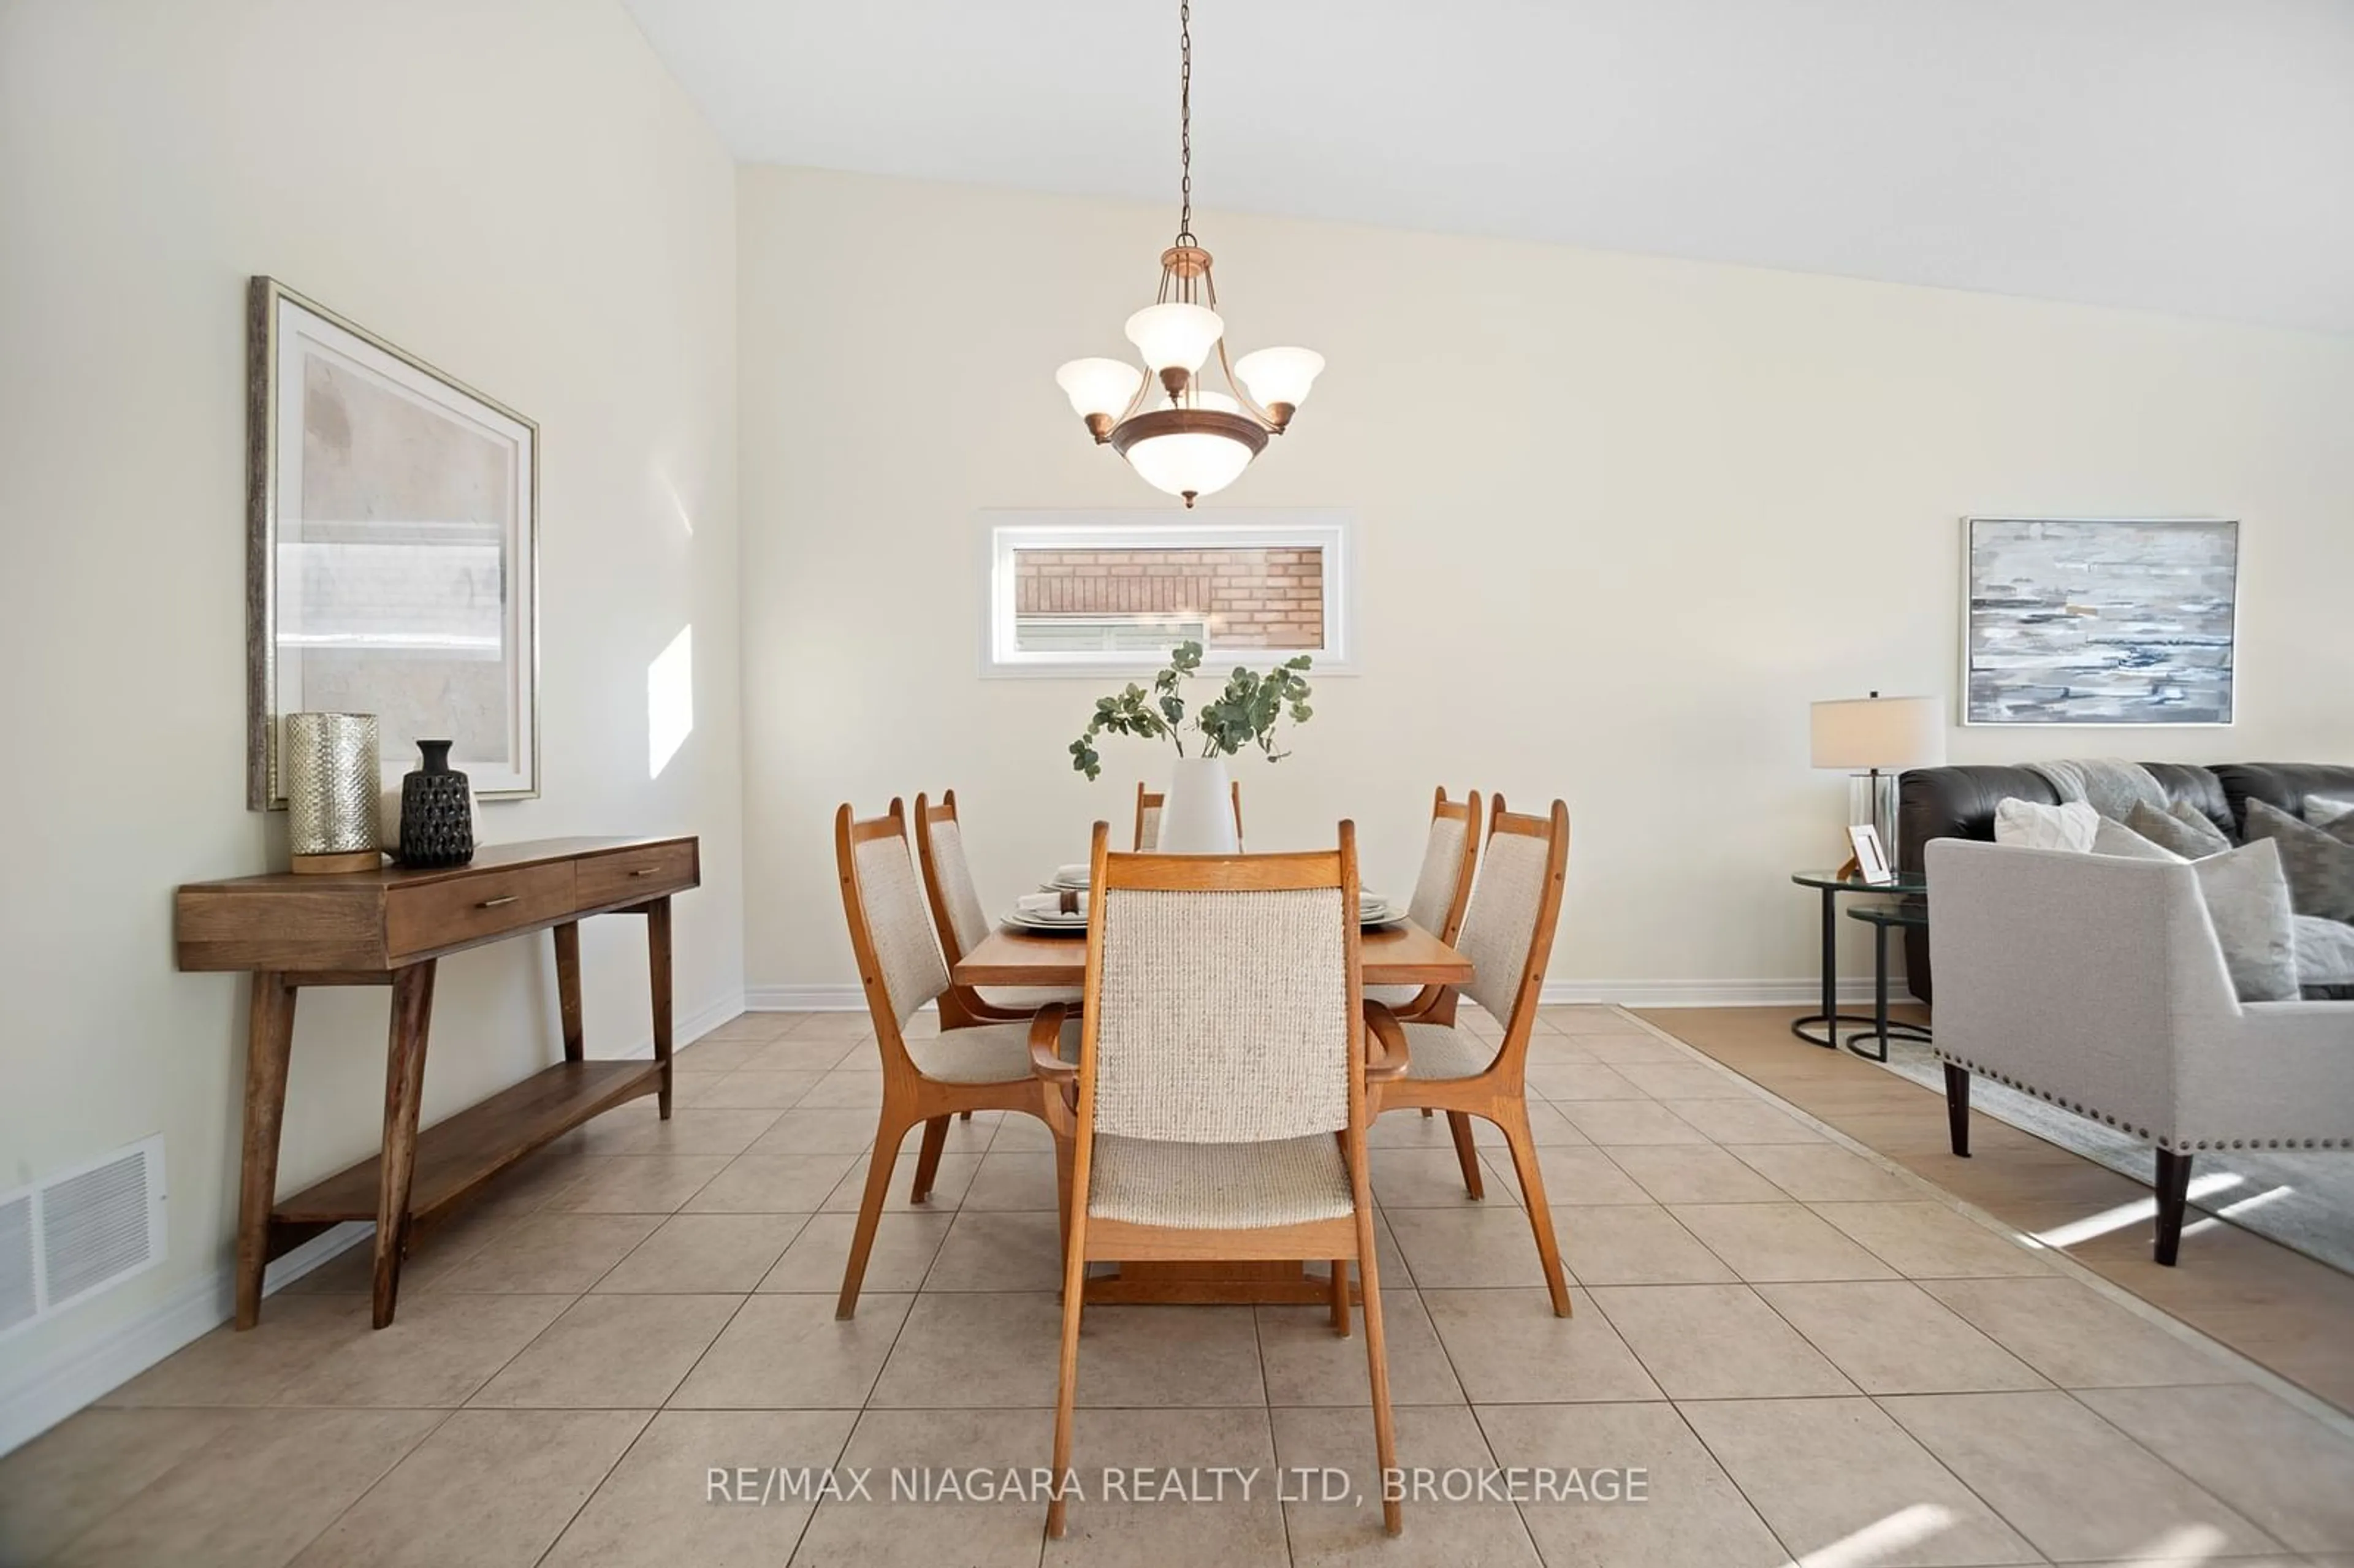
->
[979,509,1357,679]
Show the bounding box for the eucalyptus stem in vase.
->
[1067,641,1315,780]
[1068,641,1314,854]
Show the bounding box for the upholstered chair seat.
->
[906,1017,1079,1084]
[1086,1134,1355,1228]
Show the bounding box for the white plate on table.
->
[1004,908,1090,934]
[1360,899,1408,930]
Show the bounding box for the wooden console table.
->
[175,835,699,1329]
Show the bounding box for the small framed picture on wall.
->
[1848,824,1895,886]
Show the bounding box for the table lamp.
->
[1810,692,1946,875]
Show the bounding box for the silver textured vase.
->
[284,712,383,874]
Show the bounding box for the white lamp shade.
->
[1121,427,1257,500]
[1233,346,1324,409]
[1054,357,1144,421]
[1810,695,1947,770]
[1123,302,1225,374]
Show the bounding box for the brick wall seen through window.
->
[1012,546,1324,650]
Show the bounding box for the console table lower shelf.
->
[175,835,700,1330]
[270,1058,665,1233]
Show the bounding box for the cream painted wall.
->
[0,0,744,1413]
[737,165,2353,1002]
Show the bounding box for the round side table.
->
[1846,899,1932,1062]
[1789,870,1932,1054]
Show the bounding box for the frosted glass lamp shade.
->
[1123,302,1225,374]
[1234,346,1324,411]
[1055,357,1145,421]
[1810,695,1947,770]
[1122,428,1257,501]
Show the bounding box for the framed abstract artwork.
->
[246,278,539,807]
[1962,516,2238,727]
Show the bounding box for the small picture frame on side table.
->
[1842,823,1895,886]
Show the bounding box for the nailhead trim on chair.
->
[1933,1048,2351,1152]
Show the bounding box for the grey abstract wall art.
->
[1964,517,2238,726]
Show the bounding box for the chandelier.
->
[1054,0,1324,507]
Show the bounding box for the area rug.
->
[1868,1035,2354,1274]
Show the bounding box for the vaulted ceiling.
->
[623,0,2354,333]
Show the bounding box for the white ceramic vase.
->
[1160,754,1240,854]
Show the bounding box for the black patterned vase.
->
[398,740,474,867]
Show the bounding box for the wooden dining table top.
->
[953,918,1474,989]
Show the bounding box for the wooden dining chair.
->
[1366,796,1574,1316]
[1033,820,1404,1539]
[1365,787,1482,1023]
[912,790,1083,1030]
[831,799,1075,1319]
[1133,778,1244,850]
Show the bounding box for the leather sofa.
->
[1895,762,2354,1002]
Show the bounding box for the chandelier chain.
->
[1176,0,1194,245]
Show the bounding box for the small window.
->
[983,512,1354,676]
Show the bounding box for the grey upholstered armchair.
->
[1925,839,2354,1265]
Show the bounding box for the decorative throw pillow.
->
[2190,839,2301,1002]
[1993,797,2099,852]
[2295,914,2354,989]
[2126,799,2232,858]
[2090,816,2183,862]
[2244,799,2354,923]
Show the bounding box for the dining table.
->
[952,915,1475,1307]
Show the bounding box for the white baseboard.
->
[0,986,744,1460]
[744,980,1900,1012]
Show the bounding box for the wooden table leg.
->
[553,921,585,1062]
[234,972,298,1330]
[647,896,674,1119]
[371,961,437,1328]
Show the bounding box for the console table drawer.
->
[387,862,574,958]
[577,840,698,908]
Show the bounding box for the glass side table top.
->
[1791,869,1927,895]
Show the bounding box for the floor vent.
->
[0,1135,166,1339]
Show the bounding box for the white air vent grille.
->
[0,1135,166,1340]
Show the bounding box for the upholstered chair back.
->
[1085,832,1358,1146]
[840,803,951,1030]
[1405,813,1470,935]
[918,804,991,962]
[1456,803,1568,1025]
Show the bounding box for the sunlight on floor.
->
[2181,1184,2296,1243]
[2028,1174,2243,1250]
[1791,1502,1955,1567]
[648,625,693,778]
[2116,1522,2227,1565]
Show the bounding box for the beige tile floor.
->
[7,1005,2354,1567]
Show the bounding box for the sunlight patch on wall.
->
[649,625,694,778]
